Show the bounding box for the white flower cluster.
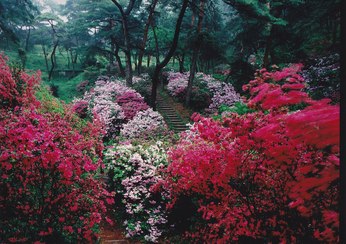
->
[120,108,167,139]
[104,142,169,242]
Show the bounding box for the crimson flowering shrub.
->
[159,64,339,243]
[0,54,114,243]
[0,54,40,109]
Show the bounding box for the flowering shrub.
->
[165,71,240,112]
[159,65,339,243]
[116,91,149,120]
[301,53,340,102]
[92,96,125,138]
[120,108,167,140]
[74,77,155,139]
[0,54,40,109]
[0,54,114,243]
[76,80,90,93]
[71,99,89,119]
[208,83,241,111]
[243,63,311,111]
[104,142,169,242]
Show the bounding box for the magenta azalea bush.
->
[157,64,339,243]
[0,54,114,243]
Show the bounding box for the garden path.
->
[156,88,191,133]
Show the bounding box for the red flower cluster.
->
[0,54,114,243]
[0,54,40,109]
[161,65,339,243]
[243,64,311,111]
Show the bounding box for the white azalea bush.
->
[120,108,167,140]
[104,142,170,242]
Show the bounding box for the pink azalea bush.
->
[104,141,170,242]
[73,77,150,139]
[166,71,240,111]
[0,54,114,243]
[120,108,167,140]
[116,91,149,120]
[157,64,339,243]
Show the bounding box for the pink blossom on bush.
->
[208,83,241,112]
[116,91,149,120]
[120,108,167,139]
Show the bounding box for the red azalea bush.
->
[0,54,114,243]
[159,64,339,243]
[0,54,40,109]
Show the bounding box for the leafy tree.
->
[151,0,189,110]
[0,0,39,44]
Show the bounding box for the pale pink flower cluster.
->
[208,83,241,111]
[166,71,240,112]
[104,142,169,242]
[166,72,189,96]
[72,76,161,139]
[120,108,167,139]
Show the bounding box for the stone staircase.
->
[156,93,189,133]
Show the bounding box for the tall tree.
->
[111,0,137,86]
[185,0,206,106]
[0,0,39,44]
[151,0,189,110]
[137,0,159,74]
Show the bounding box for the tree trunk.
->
[137,0,159,74]
[111,0,135,86]
[262,27,272,68]
[151,0,189,110]
[185,0,206,107]
[48,41,59,81]
[25,26,31,51]
[178,54,185,73]
[147,55,151,67]
[42,45,49,73]
[67,50,70,69]
[152,24,160,64]
[114,43,126,77]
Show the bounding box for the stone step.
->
[174,125,188,127]
[101,240,129,244]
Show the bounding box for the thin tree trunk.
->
[42,45,49,73]
[262,27,272,68]
[137,0,159,74]
[147,55,151,67]
[152,24,160,64]
[114,43,126,77]
[151,0,189,110]
[111,0,135,86]
[185,0,206,106]
[67,49,70,69]
[25,26,31,51]
[48,41,59,81]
